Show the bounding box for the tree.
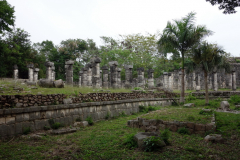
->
[191,42,230,104]
[157,12,212,103]
[206,0,240,14]
[0,0,15,34]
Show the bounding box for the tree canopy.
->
[0,0,15,34]
[206,0,240,14]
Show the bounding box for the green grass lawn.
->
[141,106,212,124]
[0,111,240,160]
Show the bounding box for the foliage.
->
[206,0,240,14]
[0,0,15,34]
[187,115,195,121]
[160,129,170,145]
[122,133,137,149]
[229,95,240,105]
[144,136,164,152]
[199,110,213,115]
[86,116,94,125]
[158,12,212,102]
[139,106,157,113]
[105,112,110,120]
[177,127,190,135]
[23,127,31,135]
[120,111,126,117]
[186,93,196,102]
[51,122,64,129]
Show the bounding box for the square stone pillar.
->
[148,69,154,88]
[27,64,34,82]
[102,66,109,89]
[163,72,169,89]
[33,68,39,82]
[81,67,88,87]
[51,65,55,81]
[100,70,102,88]
[168,72,173,90]
[85,63,92,87]
[65,60,74,86]
[45,61,54,80]
[124,65,133,88]
[109,61,118,89]
[137,68,145,88]
[213,71,218,91]
[117,68,122,88]
[79,71,83,87]
[13,65,18,80]
[91,57,101,88]
[232,70,236,91]
[192,72,196,90]
[178,71,182,90]
[228,73,232,89]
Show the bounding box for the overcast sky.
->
[7,0,240,57]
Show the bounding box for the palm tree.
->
[191,42,230,104]
[157,12,212,103]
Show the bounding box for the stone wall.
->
[0,98,172,138]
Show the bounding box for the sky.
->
[7,0,240,57]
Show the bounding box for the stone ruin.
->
[11,57,240,90]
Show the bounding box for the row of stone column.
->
[13,64,40,82]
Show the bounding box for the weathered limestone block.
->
[33,68,40,82]
[81,67,88,87]
[124,65,133,88]
[13,64,18,79]
[220,101,230,111]
[27,63,34,82]
[91,57,101,88]
[45,61,54,80]
[204,134,223,143]
[65,60,74,86]
[51,65,55,81]
[102,66,109,88]
[148,69,154,88]
[38,79,64,88]
[117,68,122,88]
[137,68,145,88]
[85,63,93,87]
[109,61,118,88]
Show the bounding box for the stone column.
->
[33,68,39,82]
[213,71,218,91]
[163,72,169,89]
[85,63,92,87]
[117,68,122,88]
[79,71,82,87]
[81,67,88,87]
[208,74,212,90]
[178,71,182,90]
[228,73,232,89]
[65,60,74,86]
[232,70,236,91]
[91,57,101,88]
[109,61,118,89]
[27,64,34,82]
[124,65,133,88]
[192,72,196,90]
[45,61,53,80]
[196,72,201,90]
[148,69,154,88]
[102,66,109,88]
[100,70,102,88]
[51,65,55,81]
[13,65,18,80]
[168,73,173,90]
[137,68,145,88]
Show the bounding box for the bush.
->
[187,115,195,121]
[120,111,126,117]
[177,127,190,135]
[86,116,94,125]
[160,129,170,145]
[229,95,240,105]
[134,87,141,90]
[23,127,31,135]
[144,136,164,152]
[139,106,148,113]
[123,133,137,149]
[209,100,220,108]
[148,106,156,112]
[105,112,110,120]
[186,93,196,102]
[51,122,64,129]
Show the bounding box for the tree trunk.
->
[204,71,209,105]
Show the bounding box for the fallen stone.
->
[51,128,77,135]
[220,101,230,111]
[63,98,73,104]
[196,86,200,92]
[134,132,166,149]
[79,121,88,127]
[204,134,223,143]
[184,103,195,108]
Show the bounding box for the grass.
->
[0,80,131,95]
[140,106,212,124]
[0,111,240,159]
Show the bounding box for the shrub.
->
[144,136,164,152]
[75,117,81,122]
[105,112,110,120]
[86,116,94,125]
[229,95,240,105]
[120,111,126,117]
[187,115,195,121]
[208,100,220,108]
[123,133,137,149]
[139,106,148,113]
[44,126,51,130]
[51,122,64,129]
[134,87,141,90]
[160,129,170,145]
[199,110,213,115]
[177,127,190,135]
[186,93,196,102]
[23,127,31,135]
[148,106,156,112]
